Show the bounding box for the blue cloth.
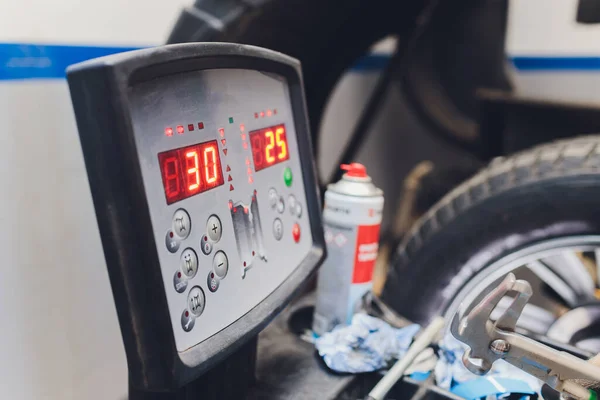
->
[451,377,537,400]
[315,314,421,373]
[315,316,542,400]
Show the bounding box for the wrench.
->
[450,273,600,399]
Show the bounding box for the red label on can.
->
[352,224,381,284]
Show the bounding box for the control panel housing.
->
[67,43,325,390]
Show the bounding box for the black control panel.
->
[67,43,325,391]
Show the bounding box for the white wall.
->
[506,0,600,105]
[0,0,185,45]
[0,1,188,399]
[506,0,600,55]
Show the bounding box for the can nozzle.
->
[340,163,367,178]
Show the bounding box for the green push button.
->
[283,167,293,187]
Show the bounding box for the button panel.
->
[200,235,213,255]
[292,223,301,243]
[188,286,206,317]
[207,215,222,242]
[173,270,188,293]
[172,209,191,239]
[158,180,308,341]
[295,202,302,218]
[268,188,278,209]
[165,230,180,253]
[162,182,306,337]
[181,309,195,332]
[207,272,219,293]
[213,251,229,278]
[288,195,296,216]
[164,207,233,332]
[273,218,283,241]
[283,167,293,187]
[181,248,198,278]
[276,196,285,214]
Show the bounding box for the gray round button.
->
[207,271,220,293]
[187,286,205,317]
[288,195,297,215]
[273,218,283,241]
[213,251,229,278]
[181,309,195,332]
[276,196,285,214]
[173,270,188,293]
[172,209,191,239]
[269,188,278,209]
[200,235,213,255]
[207,215,222,242]
[180,248,198,278]
[295,202,303,218]
[165,230,180,253]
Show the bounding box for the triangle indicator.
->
[229,184,234,191]
[226,165,231,172]
[223,148,228,155]
[228,175,232,182]
[221,139,226,146]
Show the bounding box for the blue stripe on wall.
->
[511,56,600,71]
[0,43,142,80]
[1,43,600,80]
[352,55,600,73]
[351,55,600,73]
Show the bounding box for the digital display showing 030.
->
[158,140,224,204]
[250,124,290,171]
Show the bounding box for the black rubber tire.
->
[399,0,511,153]
[380,135,600,325]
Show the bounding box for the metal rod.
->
[366,316,445,400]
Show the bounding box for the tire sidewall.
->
[382,174,600,324]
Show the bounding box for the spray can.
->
[313,163,384,336]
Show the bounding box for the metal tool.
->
[367,316,446,400]
[450,272,600,400]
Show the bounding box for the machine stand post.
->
[129,337,258,400]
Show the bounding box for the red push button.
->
[292,223,301,243]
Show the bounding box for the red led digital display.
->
[249,124,290,172]
[158,140,224,204]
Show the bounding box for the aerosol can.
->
[313,163,384,336]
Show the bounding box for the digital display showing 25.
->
[158,140,224,204]
[250,124,289,171]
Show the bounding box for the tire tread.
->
[395,135,600,266]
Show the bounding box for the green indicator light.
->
[284,167,293,187]
[229,117,234,124]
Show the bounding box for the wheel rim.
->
[443,235,600,353]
